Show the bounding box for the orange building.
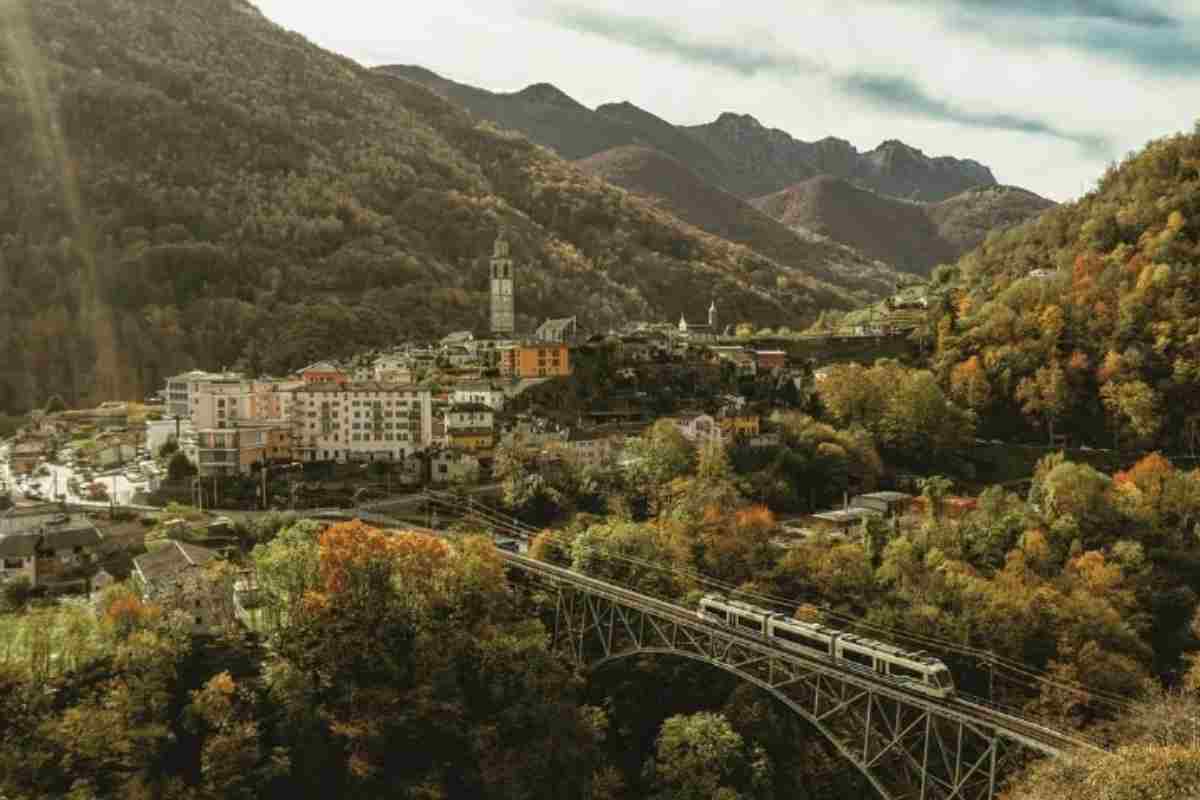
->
[499,344,571,378]
[299,361,349,385]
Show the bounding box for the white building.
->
[146,417,194,455]
[292,381,433,463]
[451,382,507,411]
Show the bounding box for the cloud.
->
[543,6,822,77]
[837,73,1112,155]
[541,5,1110,154]
[910,0,1178,28]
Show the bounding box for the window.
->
[841,647,874,669]
[889,662,924,682]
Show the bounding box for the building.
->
[444,403,495,452]
[490,233,515,335]
[806,507,882,536]
[430,450,481,485]
[851,491,913,517]
[754,350,787,372]
[554,428,620,469]
[292,381,434,463]
[710,346,758,376]
[132,541,224,633]
[195,422,290,477]
[0,509,104,588]
[669,413,722,443]
[164,370,244,419]
[146,417,193,456]
[452,382,507,411]
[536,316,578,343]
[499,343,571,378]
[677,301,719,339]
[717,413,760,441]
[298,362,349,385]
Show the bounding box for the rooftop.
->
[133,541,220,590]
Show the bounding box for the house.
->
[298,361,349,385]
[754,350,787,372]
[717,413,760,441]
[443,345,475,368]
[553,428,619,468]
[805,507,882,536]
[441,330,476,348]
[0,509,104,588]
[498,343,572,378]
[851,491,913,517]
[132,541,225,633]
[444,403,495,452]
[536,316,578,343]
[165,370,245,419]
[430,450,481,485]
[669,413,722,443]
[709,346,757,376]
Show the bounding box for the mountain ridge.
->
[388,64,1007,203]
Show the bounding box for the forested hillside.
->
[933,125,1200,449]
[753,178,1055,275]
[576,146,902,293]
[0,0,871,414]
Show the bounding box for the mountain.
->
[926,184,1059,254]
[751,178,1055,274]
[0,0,886,413]
[577,146,901,295]
[934,125,1200,448]
[380,65,635,160]
[386,67,1003,203]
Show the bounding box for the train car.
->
[835,634,955,699]
[765,615,839,660]
[698,594,773,636]
[699,595,956,699]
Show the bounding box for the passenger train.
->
[697,595,956,699]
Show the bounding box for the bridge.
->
[300,491,1105,800]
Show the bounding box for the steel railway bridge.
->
[310,492,1105,800]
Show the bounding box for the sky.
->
[252,0,1200,202]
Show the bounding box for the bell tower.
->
[490,231,515,336]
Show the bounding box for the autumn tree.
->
[643,712,770,800]
[1016,361,1070,444]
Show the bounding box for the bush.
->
[2,577,34,611]
[158,440,179,458]
[44,395,67,414]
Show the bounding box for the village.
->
[0,234,959,611]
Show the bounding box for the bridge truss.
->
[511,554,1080,800]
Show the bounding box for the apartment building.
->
[165,370,244,419]
[498,343,571,378]
[195,423,289,477]
[451,381,507,411]
[444,403,495,452]
[292,381,433,463]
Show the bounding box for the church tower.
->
[490,232,515,336]
[708,299,717,330]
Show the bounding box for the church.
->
[677,300,719,340]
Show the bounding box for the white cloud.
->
[251,0,1199,201]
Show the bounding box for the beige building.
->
[292,381,434,463]
[195,422,290,476]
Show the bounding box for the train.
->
[697,595,956,699]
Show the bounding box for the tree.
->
[1101,379,1163,450]
[1016,361,1070,445]
[644,712,769,800]
[949,356,992,412]
[168,452,197,481]
[44,394,66,414]
[158,440,179,458]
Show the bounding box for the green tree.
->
[644,712,769,800]
[167,452,197,481]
